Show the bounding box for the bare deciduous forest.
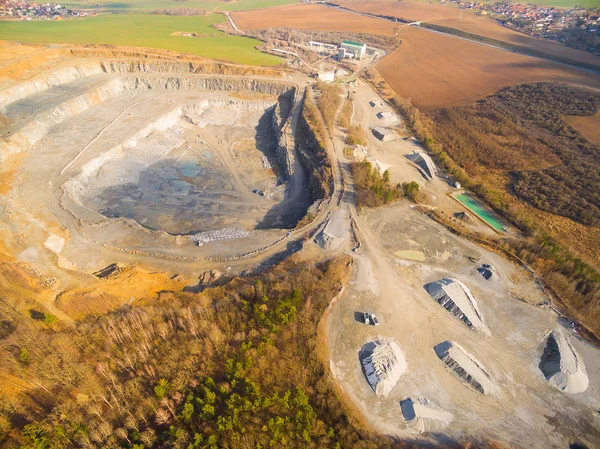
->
[431,83,600,226]
[0,258,508,449]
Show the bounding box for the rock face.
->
[434,341,498,395]
[424,278,489,335]
[539,329,589,394]
[270,94,296,180]
[359,338,407,396]
[0,73,295,156]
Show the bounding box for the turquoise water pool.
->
[454,193,506,233]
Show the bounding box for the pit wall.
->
[0,58,286,112]
[270,90,297,180]
[0,75,296,157]
[295,92,333,202]
[64,98,278,207]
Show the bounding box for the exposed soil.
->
[338,0,600,67]
[232,4,401,36]
[376,26,600,110]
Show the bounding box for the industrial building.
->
[340,40,366,60]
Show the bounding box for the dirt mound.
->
[314,209,349,251]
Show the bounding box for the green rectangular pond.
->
[454,193,506,233]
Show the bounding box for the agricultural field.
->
[56,0,298,12]
[216,0,299,12]
[567,114,600,143]
[0,14,283,65]
[337,0,600,66]
[375,26,600,110]
[232,3,400,35]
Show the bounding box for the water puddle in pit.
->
[95,147,257,235]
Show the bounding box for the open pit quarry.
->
[4,45,600,449]
[0,56,332,279]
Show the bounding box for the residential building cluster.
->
[0,0,87,19]
[442,1,600,55]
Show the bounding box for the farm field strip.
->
[376,26,600,111]
[567,114,600,144]
[56,0,299,12]
[0,14,283,66]
[336,0,600,67]
[232,3,401,35]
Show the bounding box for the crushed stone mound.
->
[407,151,437,180]
[434,341,498,396]
[314,209,348,251]
[360,337,407,396]
[539,328,588,394]
[424,278,490,335]
[400,397,453,434]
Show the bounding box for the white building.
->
[340,40,366,60]
[317,71,335,82]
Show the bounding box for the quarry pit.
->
[4,47,600,449]
[0,59,318,274]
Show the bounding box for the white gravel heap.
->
[360,338,407,396]
[400,397,454,434]
[424,278,490,336]
[314,209,348,251]
[434,341,498,396]
[190,228,252,246]
[540,328,588,394]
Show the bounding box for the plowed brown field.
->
[376,27,600,111]
[232,4,400,35]
[338,1,600,67]
[568,114,600,144]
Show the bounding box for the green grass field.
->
[0,14,283,65]
[57,0,298,12]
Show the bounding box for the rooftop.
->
[342,40,364,48]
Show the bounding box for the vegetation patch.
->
[431,83,600,226]
[352,160,418,209]
[345,125,367,146]
[316,81,343,134]
[338,96,353,129]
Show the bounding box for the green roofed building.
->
[341,40,366,60]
